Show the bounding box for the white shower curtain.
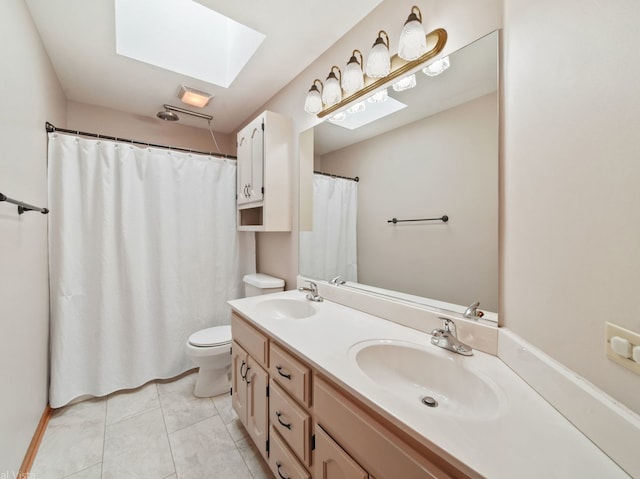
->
[299,174,358,282]
[47,133,255,408]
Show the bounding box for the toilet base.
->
[193,366,231,398]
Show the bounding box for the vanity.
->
[228,289,629,479]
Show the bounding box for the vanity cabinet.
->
[236,110,292,231]
[231,311,469,479]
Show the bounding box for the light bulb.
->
[392,74,417,92]
[365,31,390,78]
[423,56,450,77]
[398,6,427,61]
[322,66,342,107]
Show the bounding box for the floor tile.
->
[31,399,106,479]
[157,373,218,433]
[237,437,272,479]
[62,463,102,478]
[106,382,160,425]
[169,415,252,479]
[212,394,249,443]
[102,407,175,479]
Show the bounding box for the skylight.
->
[328,97,408,130]
[114,0,265,88]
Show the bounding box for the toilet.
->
[186,273,285,397]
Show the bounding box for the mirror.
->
[299,31,499,319]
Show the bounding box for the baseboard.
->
[19,404,52,475]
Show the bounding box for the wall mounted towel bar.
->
[388,215,448,224]
[0,192,49,215]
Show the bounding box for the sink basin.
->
[256,298,317,320]
[350,340,504,420]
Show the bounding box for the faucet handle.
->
[439,317,457,336]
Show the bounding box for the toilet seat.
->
[188,325,231,347]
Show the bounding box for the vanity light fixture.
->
[365,31,391,78]
[303,5,447,119]
[423,56,451,76]
[304,79,324,114]
[367,89,388,104]
[178,85,213,108]
[398,6,428,61]
[322,66,343,107]
[342,50,365,95]
[392,74,417,92]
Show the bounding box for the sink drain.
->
[421,396,438,407]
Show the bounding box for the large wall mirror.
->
[299,31,499,320]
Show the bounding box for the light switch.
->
[605,322,640,375]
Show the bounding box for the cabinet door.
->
[237,116,264,206]
[249,122,264,203]
[246,355,269,460]
[314,426,368,479]
[231,341,248,425]
[236,133,253,205]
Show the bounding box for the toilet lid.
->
[188,325,232,347]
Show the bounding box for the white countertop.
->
[228,290,630,479]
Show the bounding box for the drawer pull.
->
[275,411,292,430]
[276,461,290,479]
[245,365,252,384]
[240,360,247,380]
[276,365,292,380]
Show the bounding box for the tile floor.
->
[31,372,273,479]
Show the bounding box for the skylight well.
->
[115,0,265,88]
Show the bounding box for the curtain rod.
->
[45,122,237,160]
[314,171,359,182]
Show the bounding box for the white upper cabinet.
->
[236,110,292,231]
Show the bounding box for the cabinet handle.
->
[276,462,290,479]
[275,411,292,430]
[240,360,247,380]
[275,366,292,380]
[245,366,251,384]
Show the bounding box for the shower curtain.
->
[47,133,255,408]
[299,174,358,282]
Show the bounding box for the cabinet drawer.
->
[314,425,368,479]
[269,343,311,406]
[314,377,463,479]
[231,313,268,367]
[269,426,311,479]
[270,379,311,466]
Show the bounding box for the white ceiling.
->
[25,0,383,133]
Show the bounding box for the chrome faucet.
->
[298,281,323,302]
[329,275,346,286]
[431,318,473,356]
[463,301,483,319]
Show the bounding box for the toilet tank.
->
[243,273,285,297]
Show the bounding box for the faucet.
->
[298,281,323,302]
[463,301,483,319]
[329,275,346,286]
[431,318,473,356]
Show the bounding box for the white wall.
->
[320,93,499,311]
[253,0,503,289]
[0,0,66,472]
[503,0,640,413]
[67,102,235,157]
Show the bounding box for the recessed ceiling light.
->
[178,85,213,108]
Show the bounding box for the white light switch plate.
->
[606,322,640,375]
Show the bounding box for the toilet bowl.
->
[186,273,285,398]
[185,325,232,397]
